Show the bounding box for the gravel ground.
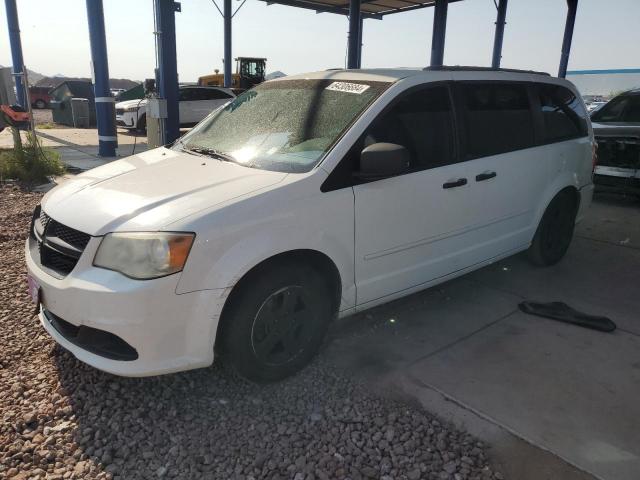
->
[0,185,503,480]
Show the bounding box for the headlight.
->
[123,106,141,112]
[94,232,195,279]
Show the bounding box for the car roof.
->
[276,66,555,84]
[179,85,231,92]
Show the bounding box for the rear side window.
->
[179,89,197,101]
[622,96,640,122]
[458,83,534,158]
[590,95,640,123]
[200,88,234,100]
[537,84,588,142]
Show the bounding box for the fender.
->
[174,181,356,311]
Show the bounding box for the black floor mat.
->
[518,301,617,332]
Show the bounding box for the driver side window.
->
[322,84,456,191]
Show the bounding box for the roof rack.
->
[424,66,551,76]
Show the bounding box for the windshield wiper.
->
[182,145,236,163]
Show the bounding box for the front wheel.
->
[219,262,335,382]
[528,190,578,266]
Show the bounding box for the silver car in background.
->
[591,89,640,196]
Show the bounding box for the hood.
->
[116,98,147,109]
[592,122,640,138]
[41,147,288,236]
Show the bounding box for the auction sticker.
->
[326,82,370,94]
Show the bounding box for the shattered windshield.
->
[176,79,389,173]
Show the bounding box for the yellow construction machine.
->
[198,57,266,91]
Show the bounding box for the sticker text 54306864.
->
[325,82,370,94]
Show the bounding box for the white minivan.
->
[26,67,595,382]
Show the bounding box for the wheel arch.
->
[533,179,581,240]
[214,249,342,349]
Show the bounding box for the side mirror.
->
[357,142,410,180]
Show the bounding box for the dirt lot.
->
[0,185,501,480]
[31,109,55,127]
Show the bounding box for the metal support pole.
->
[558,0,578,78]
[347,0,361,69]
[154,0,180,144]
[491,0,508,69]
[223,0,232,88]
[430,0,448,67]
[4,0,25,107]
[357,17,364,68]
[86,0,117,157]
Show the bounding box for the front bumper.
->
[26,237,227,377]
[115,112,137,129]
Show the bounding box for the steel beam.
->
[223,0,232,87]
[357,16,364,68]
[4,0,25,107]
[430,0,447,67]
[491,0,508,69]
[86,0,117,157]
[154,0,180,144]
[558,0,578,78]
[347,0,362,69]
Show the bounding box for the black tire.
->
[528,190,578,266]
[136,114,146,133]
[220,262,335,382]
[34,99,46,109]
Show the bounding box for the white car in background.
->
[116,86,235,131]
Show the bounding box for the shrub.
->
[0,130,64,184]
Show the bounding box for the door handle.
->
[442,178,468,189]
[475,171,497,182]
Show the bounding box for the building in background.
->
[567,69,640,98]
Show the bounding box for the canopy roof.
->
[258,0,462,19]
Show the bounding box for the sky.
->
[0,0,638,83]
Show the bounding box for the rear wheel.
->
[528,190,578,266]
[220,262,335,382]
[34,99,46,109]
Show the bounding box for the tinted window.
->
[200,88,233,100]
[365,85,454,171]
[179,89,197,101]
[459,83,534,158]
[322,85,455,191]
[591,95,633,123]
[620,95,640,122]
[537,84,588,142]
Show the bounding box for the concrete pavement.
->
[0,127,149,172]
[328,193,640,480]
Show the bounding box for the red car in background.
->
[29,86,52,109]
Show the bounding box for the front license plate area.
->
[27,274,39,304]
[27,274,42,315]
